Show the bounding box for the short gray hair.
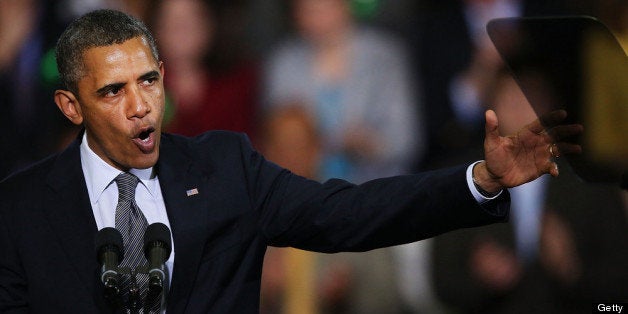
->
[55,9,159,95]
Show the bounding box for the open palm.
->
[483,110,582,188]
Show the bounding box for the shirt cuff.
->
[466,161,503,204]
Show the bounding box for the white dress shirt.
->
[467,161,503,203]
[80,133,175,286]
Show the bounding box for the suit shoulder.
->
[161,131,258,169]
[0,155,60,219]
[0,154,58,190]
[163,131,253,152]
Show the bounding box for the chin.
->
[130,153,160,170]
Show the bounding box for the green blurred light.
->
[40,48,59,86]
[162,91,176,127]
[351,0,380,20]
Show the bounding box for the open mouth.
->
[132,126,156,152]
[138,129,152,142]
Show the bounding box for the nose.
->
[127,86,151,118]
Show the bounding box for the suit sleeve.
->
[236,134,509,253]
[0,194,29,313]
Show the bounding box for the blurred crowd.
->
[1,0,626,313]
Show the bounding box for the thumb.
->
[485,110,500,145]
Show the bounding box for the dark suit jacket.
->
[0,131,509,313]
[432,161,628,313]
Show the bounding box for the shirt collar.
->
[80,132,158,203]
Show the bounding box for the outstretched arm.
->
[473,109,583,193]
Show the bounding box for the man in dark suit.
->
[413,0,578,171]
[0,9,580,313]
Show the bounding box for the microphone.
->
[95,227,124,301]
[143,223,172,302]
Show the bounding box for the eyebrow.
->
[95,70,161,96]
[96,82,125,97]
[139,70,160,82]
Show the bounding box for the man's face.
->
[74,36,165,170]
[294,0,350,43]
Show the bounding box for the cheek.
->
[149,87,166,115]
[86,110,129,141]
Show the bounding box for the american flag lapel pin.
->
[186,188,199,197]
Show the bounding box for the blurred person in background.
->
[432,70,628,313]
[265,0,422,184]
[150,0,259,139]
[261,104,322,180]
[414,0,521,171]
[263,0,435,313]
[0,0,41,178]
[412,0,579,170]
[0,0,77,178]
[259,104,322,314]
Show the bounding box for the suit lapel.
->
[43,133,227,310]
[44,137,100,301]
[157,135,214,312]
[40,133,227,311]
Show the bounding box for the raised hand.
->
[473,109,583,193]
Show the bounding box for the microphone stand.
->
[111,265,166,313]
[99,224,171,313]
[127,268,141,313]
[144,272,164,312]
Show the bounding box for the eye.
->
[105,86,122,97]
[138,71,161,88]
[141,76,158,86]
[97,83,126,98]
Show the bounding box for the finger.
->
[527,110,568,134]
[539,110,568,128]
[548,161,559,177]
[485,110,500,145]
[555,142,582,155]
[546,143,581,160]
[548,143,559,158]
[546,124,583,141]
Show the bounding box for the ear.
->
[54,89,84,125]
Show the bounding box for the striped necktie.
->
[114,172,150,311]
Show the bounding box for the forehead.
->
[80,36,158,81]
